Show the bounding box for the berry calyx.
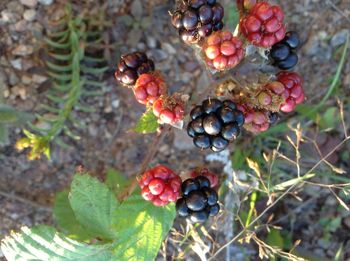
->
[139,165,182,206]
[187,99,244,152]
[239,2,286,48]
[115,52,155,86]
[176,176,220,223]
[133,72,167,105]
[277,71,304,113]
[202,31,245,71]
[153,94,185,125]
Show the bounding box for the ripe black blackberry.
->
[171,0,224,45]
[187,99,244,152]
[269,31,300,70]
[176,176,220,223]
[115,52,155,86]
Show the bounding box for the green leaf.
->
[134,109,159,134]
[0,124,9,144]
[112,194,176,261]
[69,174,119,240]
[1,225,113,261]
[267,228,284,249]
[224,2,239,31]
[105,169,128,195]
[53,190,92,240]
[319,107,340,130]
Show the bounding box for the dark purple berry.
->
[223,100,236,110]
[211,136,229,150]
[283,31,300,49]
[190,106,204,120]
[217,107,235,124]
[190,0,206,9]
[186,190,207,211]
[203,114,222,135]
[122,70,137,85]
[202,187,218,206]
[208,204,220,216]
[190,118,205,134]
[193,135,211,149]
[221,123,240,140]
[195,176,210,189]
[234,110,245,126]
[198,23,213,37]
[176,198,190,217]
[187,125,196,138]
[213,21,224,31]
[212,4,224,23]
[268,112,279,124]
[277,53,298,70]
[189,209,209,223]
[207,0,216,6]
[183,10,199,31]
[270,43,290,61]
[117,60,128,72]
[198,5,213,24]
[202,98,222,114]
[179,29,197,44]
[123,54,139,68]
[181,179,200,196]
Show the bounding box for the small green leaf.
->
[273,173,315,191]
[134,109,159,134]
[105,169,128,195]
[319,107,340,130]
[69,174,119,240]
[267,228,284,249]
[0,124,9,144]
[1,225,113,261]
[112,194,176,261]
[53,190,92,240]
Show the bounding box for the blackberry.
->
[269,31,300,70]
[187,98,244,152]
[115,52,155,86]
[171,0,225,45]
[176,176,220,223]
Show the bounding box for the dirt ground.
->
[0,0,350,260]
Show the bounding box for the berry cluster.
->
[270,31,300,70]
[139,165,182,206]
[115,52,185,126]
[176,176,220,223]
[190,168,218,188]
[171,0,225,45]
[187,99,244,152]
[202,31,245,71]
[115,52,155,86]
[239,2,286,48]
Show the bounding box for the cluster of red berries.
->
[139,165,220,223]
[115,52,185,126]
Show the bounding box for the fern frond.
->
[20,4,109,160]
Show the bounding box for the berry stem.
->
[118,125,172,201]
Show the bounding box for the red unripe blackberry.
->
[115,52,155,87]
[139,165,182,206]
[202,31,245,71]
[171,0,225,45]
[133,72,167,105]
[153,94,185,125]
[239,2,286,48]
[277,72,304,113]
[237,104,270,134]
